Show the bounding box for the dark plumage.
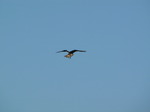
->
[57,49,86,58]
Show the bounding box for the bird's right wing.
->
[56,50,69,53]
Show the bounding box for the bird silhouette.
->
[57,50,86,58]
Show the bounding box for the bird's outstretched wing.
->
[70,50,86,53]
[56,50,69,53]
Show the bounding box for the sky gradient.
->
[0,0,150,112]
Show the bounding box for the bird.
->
[57,49,86,58]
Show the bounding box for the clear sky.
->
[0,0,150,112]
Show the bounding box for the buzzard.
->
[57,50,86,58]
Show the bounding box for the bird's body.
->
[64,53,74,58]
[57,50,86,58]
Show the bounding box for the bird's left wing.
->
[70,50,86,53]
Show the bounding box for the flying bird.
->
[57,49,86,58]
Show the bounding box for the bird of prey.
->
[57,49,86,58]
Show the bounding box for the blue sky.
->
[0,0,150,112]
